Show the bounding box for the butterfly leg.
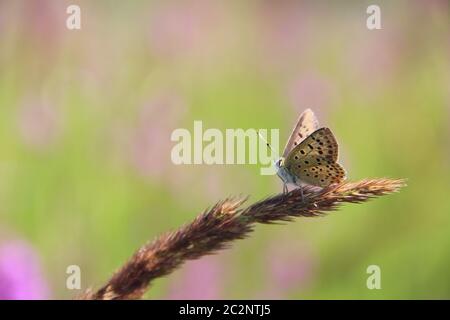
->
[300,185,304,202]
[283,183,288,195]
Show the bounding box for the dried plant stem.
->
[79,178,405,300]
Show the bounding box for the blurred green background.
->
[0,0,449,299]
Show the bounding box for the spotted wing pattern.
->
[282,109,319,158]
[284,127,346,187]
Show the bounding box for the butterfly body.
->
[276,109,347,194]
[275,157,296,185]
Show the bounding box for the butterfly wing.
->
[285,127,339,163]
[282,109,319,158]
[291,163,346,187]
[284,127,346,187]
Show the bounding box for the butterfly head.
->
[274,157,296,185]
[274,157,284,169]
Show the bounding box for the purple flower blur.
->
[345,30,402,94]
[259,241,315,299]
[18,101,60,150]
[0,241,49,300]
[147,1,220,58]
[167,255,223,299]
[288,72,336,114]
[256,1,312,73]
[129,94,186,180]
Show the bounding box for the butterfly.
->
[275,109,347,198]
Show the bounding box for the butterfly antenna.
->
[257,130,279,158]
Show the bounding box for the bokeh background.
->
[0,0,449,299]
